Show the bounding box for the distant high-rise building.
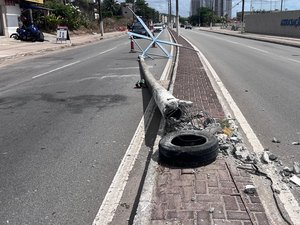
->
[190,0,232,18]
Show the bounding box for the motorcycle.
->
[10,24,44,42]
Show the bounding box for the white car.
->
[153,23,163,32]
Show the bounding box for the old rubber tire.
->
[159,130,219,167]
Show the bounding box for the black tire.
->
[10,33,19,40]
[159,130,219,167]
[38,32,44,42]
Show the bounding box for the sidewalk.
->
[0,31,126,64]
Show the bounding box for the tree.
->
[189,7,218,27]
[133,0,159,21]
[179,17,188,25]
[43,0,88,30]
[102,0,121,18]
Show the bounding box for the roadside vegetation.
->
[187,7,228,27]
[32,0,160,33]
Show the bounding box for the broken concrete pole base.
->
[138,56,192,120]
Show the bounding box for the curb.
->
[199,28,300,48]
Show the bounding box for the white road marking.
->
[92,98,156,225]
[83,47,117,61]
[95,47,116,56]
[224,39,269,53]
[287,58,300,63]
[32,61,81,79]
[108,67,139,70]
[184,37,300,225]
[76,74,139,82]
[246,45,268,53]
[31,47,117,79]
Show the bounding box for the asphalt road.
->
[180,28,300,201]
[0,32,170,225]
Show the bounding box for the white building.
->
[0,0,44,37]
[0,0,21,36]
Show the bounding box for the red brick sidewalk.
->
[148,32,271,225]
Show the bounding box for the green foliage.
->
[43,0,89,30]
[102,0,121,18]
[179,17,188,24]
[133,0,160,22]
[44,14,61,30]
[189,7,220,26]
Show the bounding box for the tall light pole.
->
[98,0,104,36]
[176,0,179,35]
[168,0,172,28]
[241,0,245,33]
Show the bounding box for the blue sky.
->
[119,1,300,18]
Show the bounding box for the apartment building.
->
[190,0,232,18]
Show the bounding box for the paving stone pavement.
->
[148,31,271,225]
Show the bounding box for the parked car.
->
[153,23,163,32]
[131,22,148,36]
[180,24,185,28]
[185,24,192,29]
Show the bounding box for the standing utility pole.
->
[168,0,172,28]
[176,0,179,35]
[98,0,104,36]
[241,0,245,33]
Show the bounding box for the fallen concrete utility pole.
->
[139,56,192,120]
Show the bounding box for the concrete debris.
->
[290,175,300,187]
[244,185,256,194]
[246,154,256,162]
[282,177,290,183]
[205,123,222,135]
[293,162,300,174]
[269,153,278,161]
[219,143,234,156]
[217,134,228,143]
[230,136,239,143]
[274,188,281,194]
[283,166,293,173]
[272,137,280,143]
[233,143,249,160]
[261,152,270,164]
[292,142,300,145]
[281,170,291,177]
[203,117,216,127]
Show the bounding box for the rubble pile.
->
[164,109,300,188]
[212,118,300,188]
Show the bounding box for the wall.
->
[245,10,300,38]
[0,0,5,35]
[5,4,20,36]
